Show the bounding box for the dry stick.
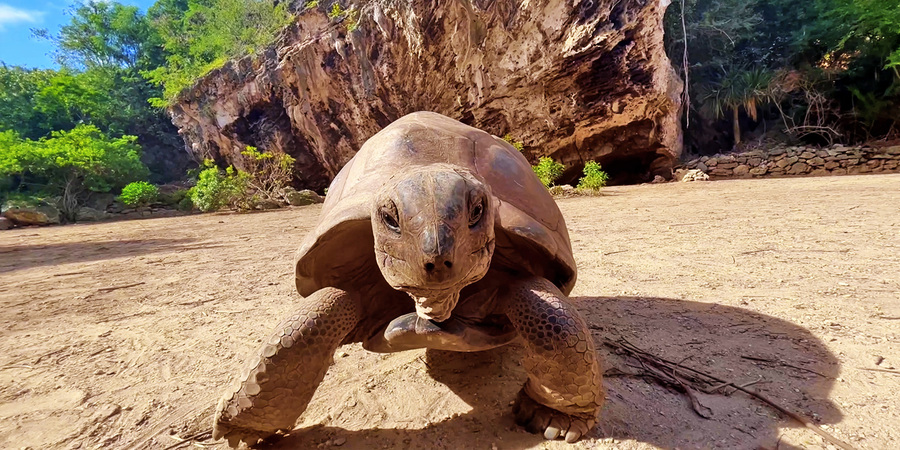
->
[53,271,88,277]
[604,339,856,450]
[858,368,900,375]
[97,282,145,293]
[741,355,831,378]
[1,364,34,370]
[163,430,213,450]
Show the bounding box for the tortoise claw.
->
[513,388,594,443]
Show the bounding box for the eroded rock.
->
[170,0,683,188]
[3,206,60,226]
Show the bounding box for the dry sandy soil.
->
[1,174,898,450]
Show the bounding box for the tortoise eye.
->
[469,198,484,228]
[381,203,401,233]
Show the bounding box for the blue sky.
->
[0,0,156,69]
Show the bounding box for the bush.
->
[576,161,609,192]
[532,157,565,187]
[502,134,525,152]
[119,181,159,207]
[240,146,295,202]
[0,125,148,222]
[189,161,249,212]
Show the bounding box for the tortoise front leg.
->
[501,277,604,443]
[213,287,361,448]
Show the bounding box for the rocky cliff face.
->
[170,0,682,189]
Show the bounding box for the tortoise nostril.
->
[444,260,453,269]
[424,262,436,272]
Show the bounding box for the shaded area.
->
[252,296,840,449]
[0,238,196,273]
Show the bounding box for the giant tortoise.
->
[213,111,604,446]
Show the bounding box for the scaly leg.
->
[502,277,604,443]
[213,288,361,447]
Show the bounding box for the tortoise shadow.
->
[270,296,841,449]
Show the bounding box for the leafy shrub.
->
[241,146,295,202]
[502,134,525,152]
[532,157,565,187]
[576,161,609,192]
[119,181,159,207]
[189,161,249,212]
[0,125,147,222]
[328,3,345,19]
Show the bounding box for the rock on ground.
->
[170,0,683,188]
[2,206,60,226]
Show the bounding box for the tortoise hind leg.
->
[213,287,361,447]
[501,277,604,443]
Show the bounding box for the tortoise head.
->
[373,165,496,322]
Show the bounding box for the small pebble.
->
[334,437,346,446]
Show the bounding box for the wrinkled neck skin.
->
[372,165,496,322]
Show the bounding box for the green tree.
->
[34,2,164,71]
[0,125,149,222]
[145,0,292,105]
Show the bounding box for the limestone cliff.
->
[170,0,682,189]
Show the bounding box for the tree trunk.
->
[732,107,741,146]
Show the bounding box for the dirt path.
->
[1,174,898,450]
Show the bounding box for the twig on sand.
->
[603,250,628,256]
[1,364,34,370]
[163,430,213,450]
[97,282,145,293]
[53,271,88,277]
[741,355,831,378]
[859,368,900,375]
[603,339,856,450]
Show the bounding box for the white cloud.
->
[0,4,44,30]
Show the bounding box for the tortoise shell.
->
[294,112,576,297]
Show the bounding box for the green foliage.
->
[304,1,319,9]
[667,0,900,148]
[532,157,565,188]
[189,160,249,212]
[502,134,525,152]
[34,2,164,71]
[328,3,346,19]
[576,161,609,192]
[119,181,159,207]
[0,125,148,222]
[145,0,293,105]
[240,146,296,202]
[345,8,361,32]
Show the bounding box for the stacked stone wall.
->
[681,145,900,178]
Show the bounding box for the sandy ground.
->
[1,174,899,450]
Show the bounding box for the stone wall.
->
[680,145,900,179]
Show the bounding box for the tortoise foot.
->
[214,422,284,449]
[513,388,596,443]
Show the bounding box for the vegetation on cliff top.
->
[666,0,900,153]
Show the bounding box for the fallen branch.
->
[97,282,145,293]
[603,339,855,450]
